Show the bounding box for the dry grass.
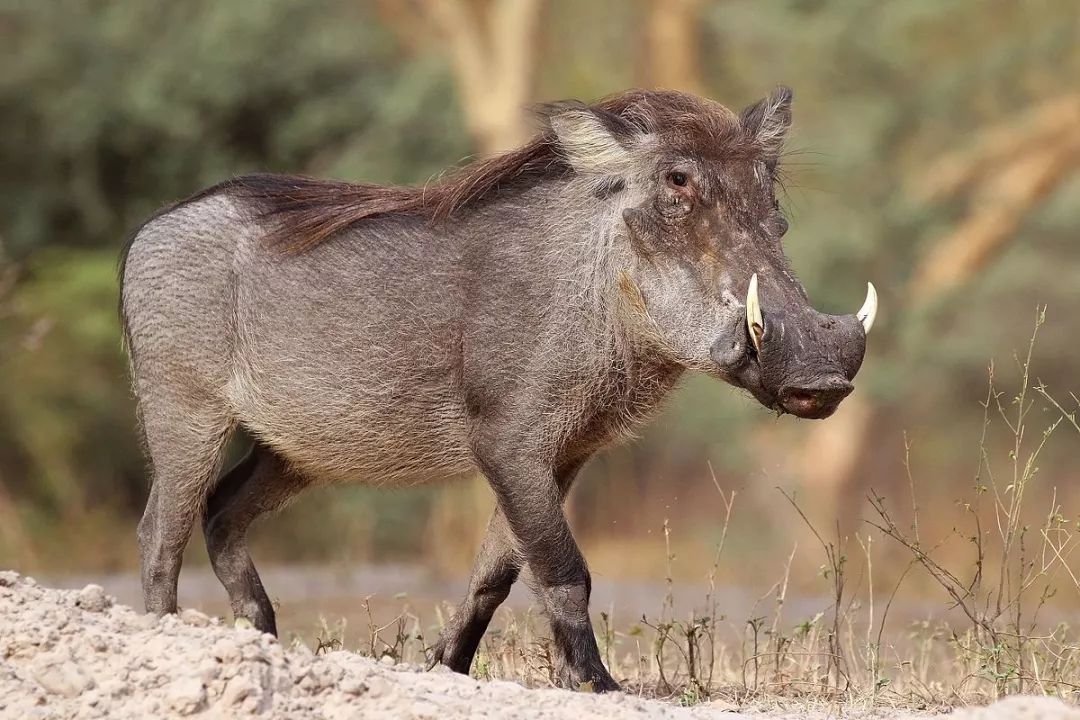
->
[301,309,1080,712]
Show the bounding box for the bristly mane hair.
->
[225,132,563,253]
[222,89,742,253]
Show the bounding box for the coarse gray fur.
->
[120,87,869,691]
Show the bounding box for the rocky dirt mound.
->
[1,571,1078,720]
[0,571,744,719]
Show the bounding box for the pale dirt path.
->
[1,571,1076,719]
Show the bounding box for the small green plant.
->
[313,615,346,655]
[869,308,1080,700]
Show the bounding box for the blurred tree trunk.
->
[908,97,1080,297]
[419,0,543,154]
[795,96,1080,529]
[643,0,704,93]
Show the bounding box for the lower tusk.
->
[746,273,764,351]
[857,282,878,334]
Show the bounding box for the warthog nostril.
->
[780,380,854,419]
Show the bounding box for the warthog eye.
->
[774,215,789,237]
[667,171,688,187]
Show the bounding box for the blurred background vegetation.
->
[2,0,1079,615]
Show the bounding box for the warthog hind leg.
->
[203,441,305,635]
[427,508,522,673]
[138,399,232,618]
[429,461,583,676]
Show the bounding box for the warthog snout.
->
[735,273,875,418]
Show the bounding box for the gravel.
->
[1,571,1077,719]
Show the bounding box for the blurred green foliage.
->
[1,0,1078,571]
[1,0,467,257]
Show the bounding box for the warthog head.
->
[549,87,875,419]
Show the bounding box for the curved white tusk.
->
[857,281,878,334]
[746,273,764,351]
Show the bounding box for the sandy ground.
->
[1,571,1078,719]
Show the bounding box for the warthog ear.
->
[741,85,793,157]
[548,106,635,175]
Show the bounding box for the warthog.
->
[120,87,876,691]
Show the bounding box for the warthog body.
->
[121,88,873,690]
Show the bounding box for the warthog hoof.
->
[558,660,620,693]
[425,632,473,676]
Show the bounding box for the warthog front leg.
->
[469,451,618,692]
